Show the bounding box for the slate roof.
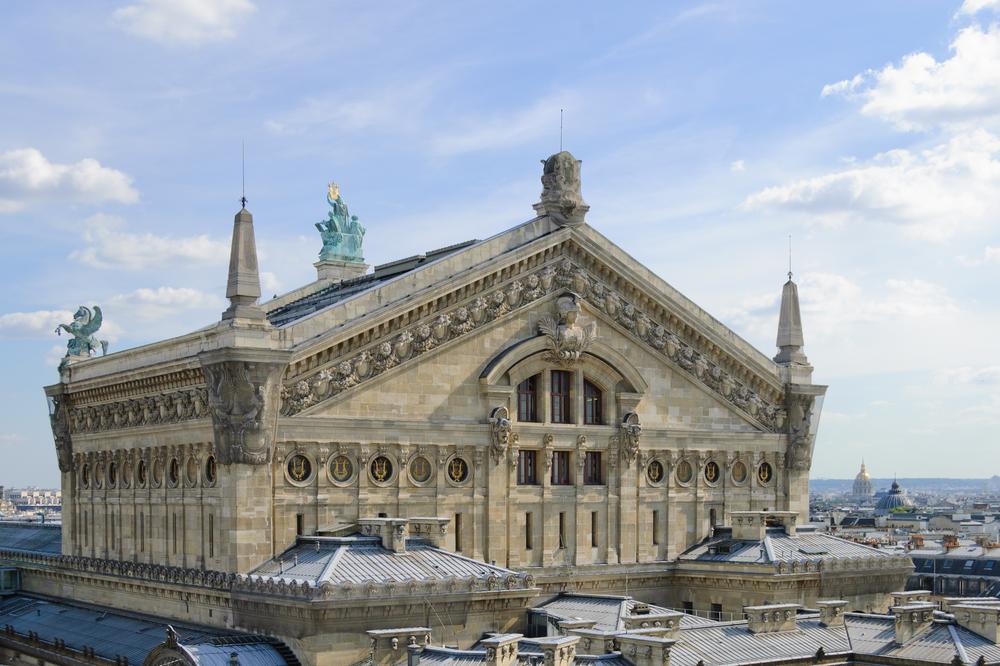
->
[0,594,293,666]
[0,521,62,554]
[250,535,519,585]
[266,240,478,327]
[911,554,1000,577]
[532,594,715,633]
[679,527,903,565]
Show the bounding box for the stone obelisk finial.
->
[222,202,264,321]
[773,273,807,366]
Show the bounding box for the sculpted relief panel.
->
[280,255,786,432]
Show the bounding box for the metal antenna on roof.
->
[788,235,793,281]
[560,109,564,152]
[240,141,247,209]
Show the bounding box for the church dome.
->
[852,461,874,498]
[875,478,911,513]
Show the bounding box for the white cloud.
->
[957,245,1000,266]
[70,214,229,270]
[0,310,73,338]
[430,92,580,156]
[938,366,1000,385]
[743,130,1000,241]
[729,160,745,172]
[823,25,1000,131]
[957,0,1000,15]
[0,148,138,213]
[113,0,255,45]
[109,286,223,320]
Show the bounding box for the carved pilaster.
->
[198,349,290,465]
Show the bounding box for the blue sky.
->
[2,0,1000,486]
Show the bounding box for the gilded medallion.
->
[731,460,747,483]
[287,454,312,483]
[704,461,719,484]
[370,456,393,484]
[448,457,469,483]
[329,455,354,484]
[676,459,693,484]
[409,456,432,484]
[646,459,664,484]
[757,461,773,484]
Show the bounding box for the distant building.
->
[852,460,874,499]
[876,479,912,515]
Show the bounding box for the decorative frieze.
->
[280,256,786,431]
[68,386,209,435]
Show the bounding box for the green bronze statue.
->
[316,182,365,263]
[55,305,109,359]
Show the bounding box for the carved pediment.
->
[279,242,785,431]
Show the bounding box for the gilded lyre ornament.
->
[705,461,719,483]
[448,457,468,483]
[330,455,353,483]
[316,181,366,263]
[55,305,109,362]
[371,456,391,483]
[538,293,596,366]
[288,454,310,482]
[758,461,773,484]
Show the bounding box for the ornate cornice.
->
[280,252,786,430]
[66,367,205,407]
[68,386,210,435]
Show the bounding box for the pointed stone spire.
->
[222,205,265,321]
[773,274,808,366]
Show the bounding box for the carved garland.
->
[68,387,210,435]
[281,258,786,430]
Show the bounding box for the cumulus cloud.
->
[113,0,255,45]
[822,25,1000,131]
[0,310,74,338]
[743,130,1000,241]
[108,286,223,320]
[70,214,229,270]
[957,0,1000,14]
[0,148,138,213]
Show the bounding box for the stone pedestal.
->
[315,259,368,282]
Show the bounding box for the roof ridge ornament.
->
[533,151,589,227]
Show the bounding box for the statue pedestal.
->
[315,259,369,283]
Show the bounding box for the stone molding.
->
[0,548,535,600]
[280,254,786,430]
[68,386,209,435]
[62,366,205,407]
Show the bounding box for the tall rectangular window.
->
[710,603,723,621]
[517,375,539,422]
[139,512,145,553]
[551,451,571,485]
[296,513,304,536]
[584,451,603,485]
[551,370,572,424]
[683,601,694,615]
[172,513,178,555]
[652,510,660,545]
[84,510,88,547]
[454,513,462,552]
[558,512,567,549]
[525,512,533,550]
[207,514,213,559]
[518,450,538,485]
[584,379,603,425]
[591,511,599,548]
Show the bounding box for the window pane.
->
[517,375,538,422]
[551,370,572,424]
[584,379,602,425]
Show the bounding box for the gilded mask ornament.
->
[287,454,312,483]
[329,455,353,483]
[538,293,596,366]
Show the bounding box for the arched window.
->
[583,379,603,425]
[517,374,539,422]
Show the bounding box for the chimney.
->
[530,636,579,666]
[909,534,924,549]
[408,517,450,548]
[480,633,521,666]
[616,633,676,666]
[949,604,1000,643]
[891,603,935,644]
[816,600,848,627]
[358,518,409,554]
[943,534,959,550]
[566,629,616,656]
[744,604,801,634]
[365,628,431,665]
[622,609,686,637]
[222,206,265,322]
[890,591,932,607]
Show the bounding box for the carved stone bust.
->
[533,151,589,227]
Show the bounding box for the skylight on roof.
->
[798,546,828,555]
